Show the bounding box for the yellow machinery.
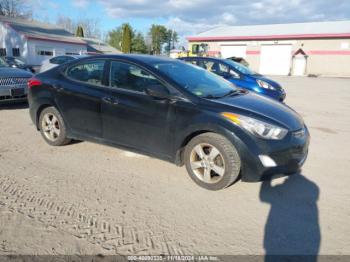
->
[175,43,210,58]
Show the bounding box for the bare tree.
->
[0,0,32,18]
[56,15,101,39]
[56,15,76,33]
[77,18,101,39]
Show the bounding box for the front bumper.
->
[0,85,28,103]
[225,126,310,182]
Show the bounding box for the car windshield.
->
[152,60,237,98]
[224,59,257,75]
[0,58,9,67]
[13,58,25,65]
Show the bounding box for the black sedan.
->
[28,55,309,190]
[0,57,33,103]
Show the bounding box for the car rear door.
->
[101,60,175,157]
[54,59,108,138]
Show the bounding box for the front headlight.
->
[257,79,275,90]
[222,112,288,140]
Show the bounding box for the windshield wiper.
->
[222,89,239,98]
[203,94,222,99]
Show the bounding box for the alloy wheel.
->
[190,143,225,184]
[41,113,60,142]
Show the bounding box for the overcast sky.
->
[29,0,350,45]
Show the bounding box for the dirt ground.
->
[0,76,349,256]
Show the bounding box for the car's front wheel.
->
[184,133,241,190]
[39,107,71,146]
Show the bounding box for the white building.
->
[0,16,121,67]
[187,21,350,76]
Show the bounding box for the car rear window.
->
[50,56,76,65]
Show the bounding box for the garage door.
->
[220,45,246,59]
[259,45,292,75]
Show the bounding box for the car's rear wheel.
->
[39,107,71,146]
[184,133,241,190]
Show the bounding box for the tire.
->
[39,106,71,146]
[184,132,241,190]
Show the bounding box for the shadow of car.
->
[260,174,320,261]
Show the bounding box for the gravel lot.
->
[0,76,349,256]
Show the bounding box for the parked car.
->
[0,57,33,103]
[40,55,87,73]
[179,57,286,102]
[4,56,35,73]
[28,55,309,190]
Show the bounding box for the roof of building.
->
[0,15,86,45]
[82,37,121,54]
[188,20,350,41]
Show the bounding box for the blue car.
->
[179,57,286,102]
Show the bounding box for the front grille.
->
[0,77,29,86]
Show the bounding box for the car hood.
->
[215,92,304,131]
[0,67,33,78]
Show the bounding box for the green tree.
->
[108,23,133,52]
[121,24,132,53]
[163,29,179,54]
[149,24,168,55]
[108,27,123,50]
[171,31,179,49]
[164,29,172,54]
[131,32,148,54]
[75,25,84,37]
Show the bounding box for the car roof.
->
[180,56,226,62]
[78,54,178,64]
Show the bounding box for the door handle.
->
[52,84,64,93]
[102,96,118,105]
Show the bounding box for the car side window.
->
[188,60,198,66]
[66,60,105,86]
[181,59,197,66]
[196,60,208,70]
[109,61,163,93]
[203,61,229,76]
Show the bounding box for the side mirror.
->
[145,84,170,99]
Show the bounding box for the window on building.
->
[65,51,80,55]
[12,48,20,57]
[66,60,105,86]
[36,46,54,56]
[37,50,54,56]
[0,48,7,56]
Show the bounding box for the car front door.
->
[54,59,108,138]
[101,60,175,157]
